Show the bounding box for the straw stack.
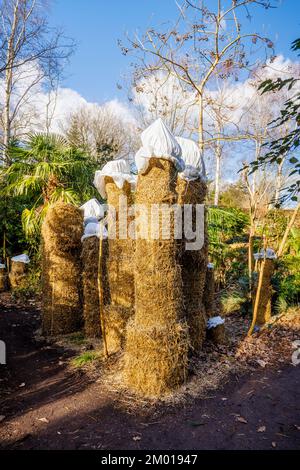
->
[0,265,8,292]
[104,177,135,354]
[175,136,208,352]
[9,260,27,288]
[41,202,83,336]
[124,120,189,397]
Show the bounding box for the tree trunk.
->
[214,144,221,206]
[277,202,300,258]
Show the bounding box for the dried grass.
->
[105,305,133,354]
[41,202,83,336]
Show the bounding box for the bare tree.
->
[63,103,138,164]
[121,0,273,155]
[0,0,75,164]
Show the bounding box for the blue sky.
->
[49,0,300,103]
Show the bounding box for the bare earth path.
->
[0,293,300,450]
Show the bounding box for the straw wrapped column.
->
[124,151,189,397]
[9,259,28,288]
[104,177,135,354]
[41,202,83,336]
[0,265,8,292]
[176,177,208,351]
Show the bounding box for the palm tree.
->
[1,133,98,239]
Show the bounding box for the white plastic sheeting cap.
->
[80,198,105,221]
[176,136,206,181]
[0,263,5,269]
[207,262,214,269]
[81,222,108,242]
[11,254,30,264]
[93,159,137,199]
[135,118,185,174]
[254,248,277,260]
[207,316,225,329]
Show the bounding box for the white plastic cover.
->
[81,222,108,242]
[254,248,277,260]
[207,262,214,269]
[176,136,206,181]
[0,263,5,269]
[94,159,136,199]
[207,316,225,329]
[11,254,30,264]
[80,198,104,221]
[135,118,185,174]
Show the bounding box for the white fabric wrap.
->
[94,159,136,199]
[80,198,104,221]
[135,118,185,174]
[0,263,5,269]
[81,222,108,242]
[11,254,30,264]
[176,136,206,181]
[254,248,277,260]
[207,316,225,329]
[207,262,214,269]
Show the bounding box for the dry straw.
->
[81,236,110,338]
[41,202,83,336]
[124,157,189,397]
[9,261,27,289]
[176,177,208,351]
[104,177,135,354]
[0,267,8,292]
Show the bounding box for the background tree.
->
[0,0,75,165]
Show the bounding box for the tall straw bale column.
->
[124,119,189,397]
[41,202,83,336]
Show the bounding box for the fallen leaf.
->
[236,416,248,424]
[221,397,228,401]
[294,425,300,431]
[132,435,141,441]
[189,421,206,427]
[257,426,266,433]
[38,417,49,423]
[0,415,5,422]
[19,382,25,388]
[272,441,276,448]
[257,359,266,368]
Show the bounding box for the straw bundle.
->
[124,157,189,397]
[104,177,135,353]
[203,266,215,318]
[207,323,226,344]
[176,177,208,352]
[255,258,274,326]
[41,202,83,336]
[9,261,27,289]
[0,267,8,292]
[81,236,110,338]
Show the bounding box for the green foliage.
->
[1,133,99,248]
[208,207,249,286]
[71,351,100,367]
[251,38,300,201]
